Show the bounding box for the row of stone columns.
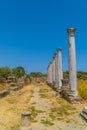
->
[47,48,63,90]
[47,28,78,97]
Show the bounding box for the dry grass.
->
[0,82,87,130]
[77,80,87,99]
[38,84,78,123]
[0,84,6,91]
[0,84,35,130]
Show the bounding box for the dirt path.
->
[29,86,51,111]
[29,84,87,130]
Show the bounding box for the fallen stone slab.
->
[10,85,23,91]
[0,89,10,98]
[80,107,87,120]
[81,112,87,120]
[83,106,87,113]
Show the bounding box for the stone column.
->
[54,53,58,89]
[52,55,56,85]
[67,28,77,96]
[57,48,63,90]
[49,62,53,85]
[47,65,50,84]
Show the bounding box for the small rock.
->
[52,92,58,97]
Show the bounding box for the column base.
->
[56,86,62,92]
[68,90,78,96]
[54,84,58,90]
[60,87,82,104]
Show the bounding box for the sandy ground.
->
[0,83,87,130]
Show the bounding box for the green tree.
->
[0,67,12,80]
[29,72,43,78]
[12,66,26,78]
[63,71,69,79]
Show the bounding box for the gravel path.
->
[29,86,51,111]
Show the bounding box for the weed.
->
[28,106,43,121]
[41,119,54,126]
[40,93,46,98]
[49,113,56,120]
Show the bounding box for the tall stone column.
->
[49,62,53,85]
[57,48,63,90]
[52,55,56,85]
[54,53,58,89]
[67,28,77,96]
[47,65,50,84]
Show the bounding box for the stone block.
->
[10,85,23,91]
[83,106,87,114]
[16,111,32,130]
[52,92,58,97]
[0,89,10,98]
[61,79,69,86]
[80,107,87,120]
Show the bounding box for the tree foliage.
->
[0,66,26,82]
[77,71,87,80]
[0,67,12,80]
[29,72,43,78]
[12,66,26,78]
[63,71,87,80]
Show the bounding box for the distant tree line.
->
[0,66,46,83]
[0,66,86,83]
[0,66,26,82]
[29,72,46,78]
[64,71,87,80]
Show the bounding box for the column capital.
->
[54,53,57,56]
[50,61,52,65]
[53,56,55,60]
[47,64,50,69]
[67,28,76,36]
[57,48,62,52]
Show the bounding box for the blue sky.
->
[0,0,87,73]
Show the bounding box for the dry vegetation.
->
[30,83,87,129]
[77,80,87,99]
[0,84,6,91]
[0,81,87,130]
[0,84,35,130]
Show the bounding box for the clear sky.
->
[0,0,87,73]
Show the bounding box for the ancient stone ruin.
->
[47,28,82,103]
[16,111,32,130]
[81,107,87,120]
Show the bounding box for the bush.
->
[29,72,43,78]
[0,67,12,81]
[63,71,87,80]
